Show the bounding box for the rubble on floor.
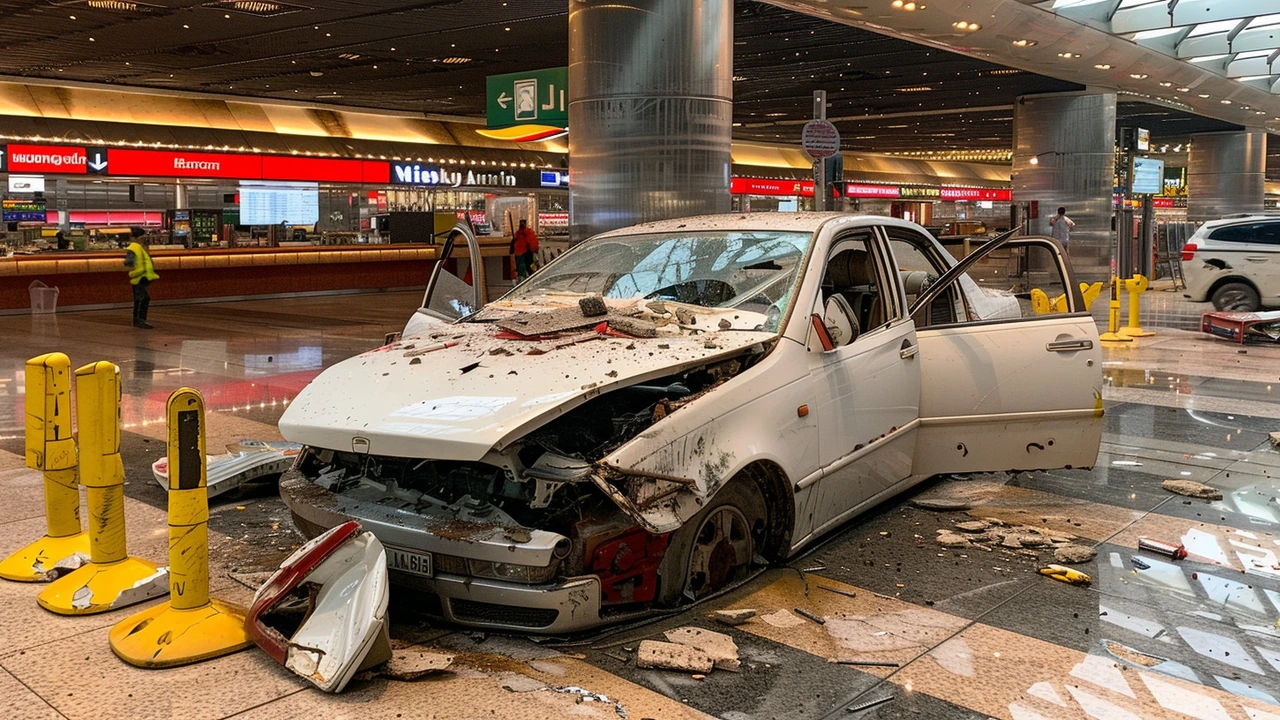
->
[663,627,740,671]
[911,497,973,511]
[635,640,715,673]
[1161,479,1223,500]
[712,608,757,626]
[1053,544,1098,564]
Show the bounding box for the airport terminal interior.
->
[3,1,1280,719]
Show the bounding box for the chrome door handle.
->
[900,340,919,359]
[1046,339,1093,352]
[1245,256,1268,263]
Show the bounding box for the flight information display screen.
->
[239,183,319,225]
[1131,157,1165,195]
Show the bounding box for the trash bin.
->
[28,280,59,315]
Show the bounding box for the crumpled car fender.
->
[594,347,815,533]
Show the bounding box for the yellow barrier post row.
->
[0,353,90,582]
[1119,274,1156,338]
[38,362,169,614]
[110,388,250,667]
[1099,277,1133,344]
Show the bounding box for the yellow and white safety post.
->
[1119,274,1156,338]
[38,362,168,614]
[109,388,250,667]
[0,353,89,582]
[1099,277,1134,344]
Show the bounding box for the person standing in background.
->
[513,218,539,281]
[124,228,159,329]
[1049,207,1075,248]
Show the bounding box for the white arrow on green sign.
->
[486,67,568,130]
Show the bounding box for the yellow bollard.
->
[109,388,250,668]
[1099,277,1133,344]
[1079,282,1103,312]
[1119,274,1156,338]
[38,362,168,614]
[0,353,90,582]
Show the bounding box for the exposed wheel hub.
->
[686,506,753,598]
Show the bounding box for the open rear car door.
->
[907,235,1103,476]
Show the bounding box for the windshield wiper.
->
[743,260,782,271]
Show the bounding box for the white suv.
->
[1183,215,1280,311]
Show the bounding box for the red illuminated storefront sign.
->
[731,177,1011,202]
[5,143,393,183]
[938,187,1012,202]
[8,144,88,174]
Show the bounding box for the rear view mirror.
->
[823,295,860,349]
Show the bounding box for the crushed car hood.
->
[280,300,775,461]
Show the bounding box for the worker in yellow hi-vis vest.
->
[124,227,159,330]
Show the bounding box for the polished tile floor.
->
[1,289,1279,720]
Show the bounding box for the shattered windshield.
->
[504,231,813,327]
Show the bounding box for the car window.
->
[1209,222,1280,245]
[914,239,1075,325]
[496,230,814,333]
[820,230,901,339]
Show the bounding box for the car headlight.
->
[467,559,560,584]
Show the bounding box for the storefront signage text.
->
[391,162,518,188]
[8,144,87,174]
[733,177,1011,202]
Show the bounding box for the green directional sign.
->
[486,67,568,130]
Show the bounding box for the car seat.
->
[825,249,882,331]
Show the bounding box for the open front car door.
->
[416,222,487,323]
[907,235,1103,476]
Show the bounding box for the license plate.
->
[386,547,433,578]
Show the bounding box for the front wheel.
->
[656,479,765,606]
[1212,282,1260,312]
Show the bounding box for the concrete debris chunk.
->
[936,532,971,548]
[1018,533,1050,548]
[759,609,808,628]
[664,627,740,671]
[607,315,658,338]
[636,640,714,673]
[1053,544,1098,564]
[1161,479,1223,500]
[1000,534,1024,549]
[911,497,973,511]
[499,674,547,693]
[1270,431,1280,448]
[713,609,757,626]
[953,521,989,533]
[578,296,608,318]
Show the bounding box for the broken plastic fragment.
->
[246,521,390,693]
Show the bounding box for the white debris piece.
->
[713,609,757,626]
[663,627,741,672]
[382,641,454,680]
[635,640,714,673]
[759,609,808,628]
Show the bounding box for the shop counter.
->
[0,238,517,313]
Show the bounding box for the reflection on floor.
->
[0,289,1277,719]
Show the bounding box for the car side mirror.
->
[823,295,860,349]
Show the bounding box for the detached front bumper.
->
[280,473,606,634]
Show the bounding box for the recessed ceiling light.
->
[1095,64,1111,70]
[952,21,979,31]
[204,0,305,16]
[1158,81,1172,87]
[1058,52,1080,59]
[1012,39,1036,47]
[1176,86,1189,92]
[1220,99,1232,104]
[1129,73,1148,79]
[69,14,76,19]
[88,37,96,41]
[1198,93,1210,98]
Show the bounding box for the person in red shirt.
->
[513,218,539,281]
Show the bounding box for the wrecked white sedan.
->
[279,213,1102,633]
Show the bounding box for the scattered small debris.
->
[936,532,971,548]
[579,296,608,317]
[817,585,857,599]
[664,627,740,671]
[459,362,481,375]
[1138,537,1188,560]
[831,659,900,668]
[1053,544,1097,564]
[911,498,972,511]
[499,674,545,693]
[802,565,827,573]
[675,308,696,325]
[1270,431,1280,448]
[718,318,732,330]
[795,608,826,625]
[408,358,422,365]
[713,609,757,626]
[553,686,628,718]
[228,570,275,591]
[636,640,714,673]
[1039,564,1092,586]
[380,642,454,680]
[1161,479,1223,500]
[953,521,989,533]
[488,347,514,356]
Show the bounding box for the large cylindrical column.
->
[568,0,732,242]
[1188,131,1266,223]
[1012,92,1116,283]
